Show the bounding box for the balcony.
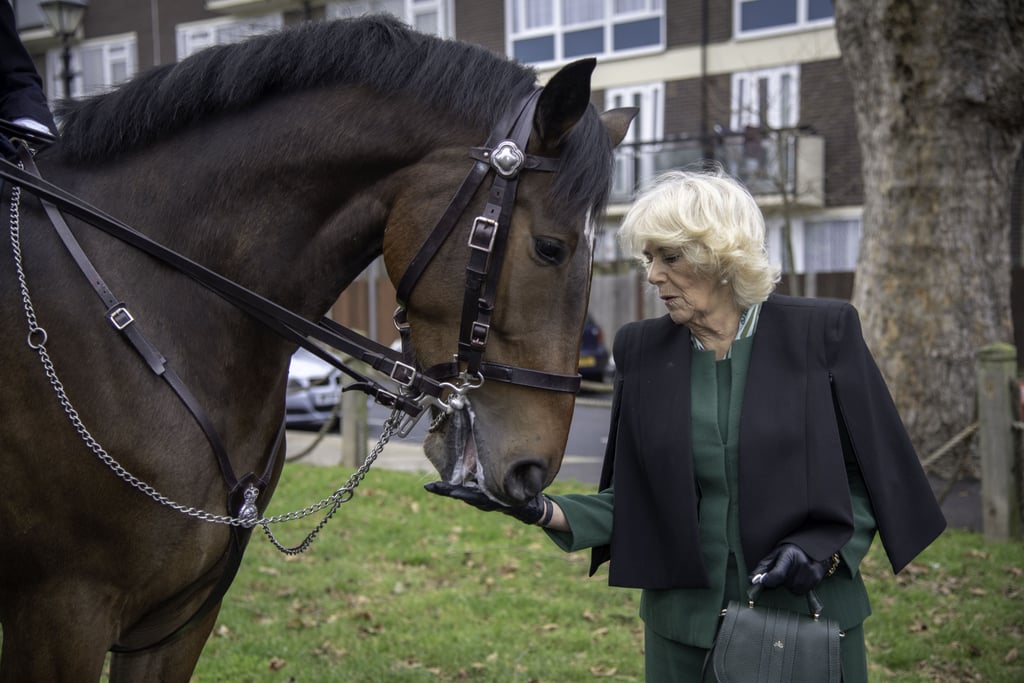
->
[608,128,825,212]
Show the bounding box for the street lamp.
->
[39,0,88,99]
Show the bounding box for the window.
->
[726,66,800,192]
[507,0,664,67]
[46,34,137,99]
[767,217,862,274]
[606,82,663,201]
[326,0,453,38]
[176,14,283,60]
[731,65,799,130]
[735,0,834,37]
[804,217,862,272]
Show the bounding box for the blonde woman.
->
[428,168,945,681]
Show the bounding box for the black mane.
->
[56,15,614,217]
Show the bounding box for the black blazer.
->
[1,2,57,133]
[591,294,946,590]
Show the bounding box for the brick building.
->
[11,0,1023,345]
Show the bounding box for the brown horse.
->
[0,15,633,682]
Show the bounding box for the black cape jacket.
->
[0,2,57,133]
[590,295,946,589]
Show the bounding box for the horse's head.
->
[384,59,635,505]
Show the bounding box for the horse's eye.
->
[533,237,567,265]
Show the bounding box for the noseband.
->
[392,88,582,424]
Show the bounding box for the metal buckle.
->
[470,321,489,349]
[490,140,525,178]
[108,306,135,330]
[389,361,417,387]
[467,217,498,253]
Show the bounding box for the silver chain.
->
[7,173,397,549]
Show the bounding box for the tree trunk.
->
[834,0,1024,477]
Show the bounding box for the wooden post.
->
[341,361,369,468]
[977,343,1022,541]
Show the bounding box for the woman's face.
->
[642,242,732,327]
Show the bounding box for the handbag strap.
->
[747,584,825,620]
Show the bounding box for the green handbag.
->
[701,584,843,682]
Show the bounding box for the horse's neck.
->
[72,95,441,321]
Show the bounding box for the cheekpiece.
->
[489,140,525,178]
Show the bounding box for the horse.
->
[0,15,634,682]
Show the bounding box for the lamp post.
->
[39,0,88,99]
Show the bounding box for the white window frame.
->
[730,65,800,130]
[47,33,137,100]
[175,14,284,60]
[606,82,663,201]
[506,0,665,68]
[326,0,454,38]
[766,213,863,274]
[734,0,834,40]
[802,215,863,273]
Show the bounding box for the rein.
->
[0,89,582,436]
[0,88,583,654]
[0,87,582,528]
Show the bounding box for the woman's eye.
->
[533,237,567,265]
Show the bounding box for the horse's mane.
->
[55,15,614,218]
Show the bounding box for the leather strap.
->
[9,144,285,654]
[0,155,440,414]
[17,147,249,491]
[0,89,582,412]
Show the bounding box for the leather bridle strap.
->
[16,146,244,492]
[395,88,582,394]
[0,154,439,416]
[394,89,539,306]
[11,145,283,654]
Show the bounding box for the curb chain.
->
[8,176,395,551]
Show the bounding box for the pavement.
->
[284,429,433,472]
[284,430,984,534]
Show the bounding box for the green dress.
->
[545,337,876,682]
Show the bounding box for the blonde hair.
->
[618,168,780,308]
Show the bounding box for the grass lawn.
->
[189,465,1023,682]
[3,463,1021,681]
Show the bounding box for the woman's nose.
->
[647,263,664,285]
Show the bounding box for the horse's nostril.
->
[504,460,547,503]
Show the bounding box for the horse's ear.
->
[601,107,639,147]
[534,58,597,148]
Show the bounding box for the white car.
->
[285,348,343,428]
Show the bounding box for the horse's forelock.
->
[548,108,616,225]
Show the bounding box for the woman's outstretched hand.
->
[750,543,829,594]
[424,481,550,525]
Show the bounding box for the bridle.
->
[0,89,589,652]
[0,86,585,438]
[392,87,583,428]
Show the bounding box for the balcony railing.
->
[609,128,825,210]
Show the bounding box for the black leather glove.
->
[424,481,550,525]
[750,543,831,595]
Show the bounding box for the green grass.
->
[191,466,644,682]
[190,465,1024,682]
[4,464,1022,681]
